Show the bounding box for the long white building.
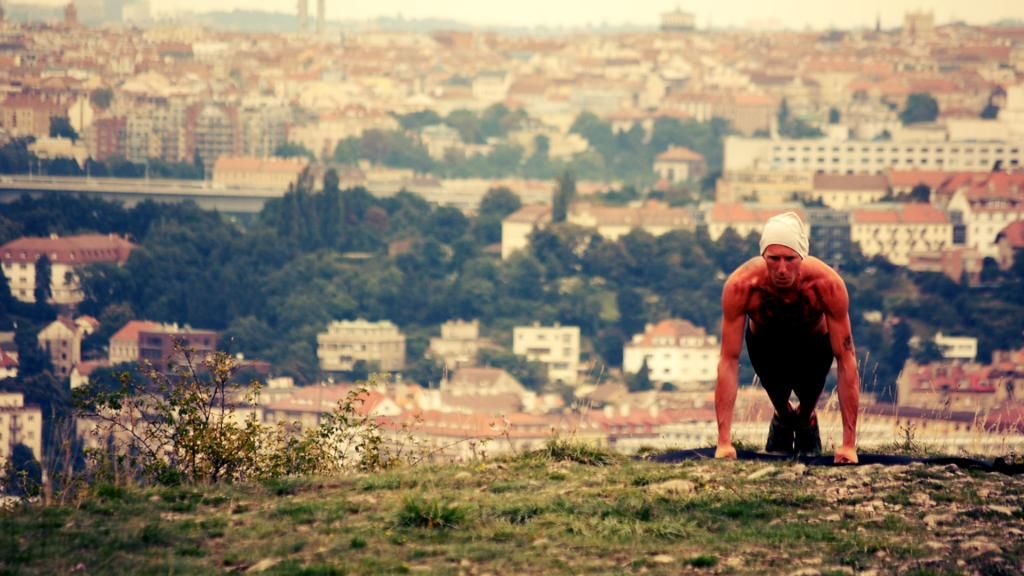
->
[725,136,1024,175]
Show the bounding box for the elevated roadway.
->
[0,175,285,214]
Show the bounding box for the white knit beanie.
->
[759,212,809,259]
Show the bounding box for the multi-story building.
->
[805,208,853,267]
[108,320,161,366]
[660,7,695,32]
[212,156,308,190]
[654,146,707,184]
[0,94,67,139]
[568,200,697,241]
[724,136,1024,175]
[715,170,814,204]
[907,246,984,283]
[0,392,42,467]
[428,319,481,371]
[317,319,406,373]
[86,116,127,162]
[704,203,805,242]
[137,324,218,369]
[623,319,718,388]
[902,11,935,44]
[442,367,525,397]
[186,103,241,176]
[501,204,551,259]
[37,316,96,378]
[897,349,1023,412]
[850,203,952,265]
[512,323,580,385]
[0,234,135,304]
[501,201,697,259]
[946,173,1024,259]
[812,173,890,209]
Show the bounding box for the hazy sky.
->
[143,0,1021,29]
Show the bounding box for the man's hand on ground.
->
[834,445,858,464]
[715,443,737,460]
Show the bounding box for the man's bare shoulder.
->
[722,257,764,306]
[724,257,766,288]
[802,257,849,306]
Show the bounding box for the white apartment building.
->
[317,319,406,373]
[946,174,1024,259]
[0,234,135,304]
[623,319,719,388]
[513,323,580,385]
[812,173,890,209]
[934,332,978,362]
[428,319,481,370]
[850,203,953,265]
[0,392,42,467]
[501,204,552,259]
[38,316,96,379]
[724,136,1024,175]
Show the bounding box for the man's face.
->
[763,244,802,289]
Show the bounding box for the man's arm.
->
[823,276,860,464]
[715,280,747,459]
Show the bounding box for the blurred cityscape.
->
[1,3,1024,469]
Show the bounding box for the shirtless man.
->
[714,212,859,464]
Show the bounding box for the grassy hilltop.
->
[2,443,1023,575]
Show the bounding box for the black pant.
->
[745,323,834,427]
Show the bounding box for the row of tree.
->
[2,181,1023,403]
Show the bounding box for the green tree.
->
[2,443,42,497]
[34,255,52,308]
[90,88,113,111]
[274,142,316,160]
[49,117,78,141]
[900,93,940,125]
[478,187,522,218]
[829,107,841,124]
[552,171,576,223]
[628,358,653,392]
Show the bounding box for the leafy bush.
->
[74,344,396,487]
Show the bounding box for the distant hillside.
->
[1,446,1021,574]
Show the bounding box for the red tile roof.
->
[851,203,949,225]
[627,319,709,348]
[109,320,162,344]
[1,234,135,265]
[997,221,1024,248]
[656,146,705,163]
[505,204,552,224]
[264,385,393,417]
[0,349,17,369]
[904,362,997,394]
[814,173,888,192]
